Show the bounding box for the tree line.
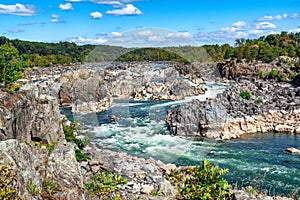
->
[0,31,300,88]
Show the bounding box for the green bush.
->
[240,91,251,100]
[266,69,279,79]
[63,121,87,150]
[258,70,264,79]
[75,149,90,162]
[254,97,263,104]
[166,159,232,200]
[85,170,127,199]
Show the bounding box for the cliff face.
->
[0,88,64,144]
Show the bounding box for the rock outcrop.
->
[166,80,300,139]
[0,88,64,144]
[0,139,84,200]
[217,59,282,81]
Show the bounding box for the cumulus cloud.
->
[257,14,288,21]
[221,21,248,32]
[91,1,122,6]
[138,30,154,36]
[65,0,83,2]
[106,4,142,15]
[257,13,298,21]
[90,11,103,19]
[256,22,277,30]
[148,35,163,42]
[110,31,122,37]
[291,13,299,18]
[0,3,35,16]
[59,3,73,10]
[50,14,64,23]
[167,32,191,38]
[70,36,107,44]
[248,30,264,36]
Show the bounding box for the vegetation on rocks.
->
[85,169,127,200]
[62,120,90,161]
[0,163,19,200]
[166,159,232,200]
[240,91,251,100]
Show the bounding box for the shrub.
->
[240,91,251,100]
[85,170,127,199]
[258,70,264,79]
[26,179,39,195]
[75,149,90,162]
[166,159,232,200]
[266,69,279,79]
[0,163,19,200]
[7,83,20,94]
[41,179,62,199]
[254,97,263,104]
[63,121,87,150]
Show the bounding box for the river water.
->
[60,82,300,196]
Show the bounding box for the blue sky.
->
[0,0,300,46]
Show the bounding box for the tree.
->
[0,43,26,87]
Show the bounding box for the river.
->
[60,82,300,196]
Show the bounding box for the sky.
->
[0,0,300,46]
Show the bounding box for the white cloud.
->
[106,4,142,16]
[167,32,191,38]
[138,30,154,36]
[59,3,73,10]
[91,0,122,6]
[50,14,64,23]
[256,22,277,30]
[70,36,107,44]
[258,13,289,21]
[232,21,247,29]
[289,28,300,33]
[90,11,103,19]
[148,35,163,42]
[65,0,83,2]
[52,14,60,19]
[0,3,35,16]
[291,13,299,19]
[248,30,264,36]
[221,21,247,33]
[110,31,122,37]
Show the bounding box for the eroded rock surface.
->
[167,80,300,139]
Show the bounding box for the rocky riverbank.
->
[166,79,300,139]
[0,62,297,199]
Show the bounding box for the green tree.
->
[0,43,26,87]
